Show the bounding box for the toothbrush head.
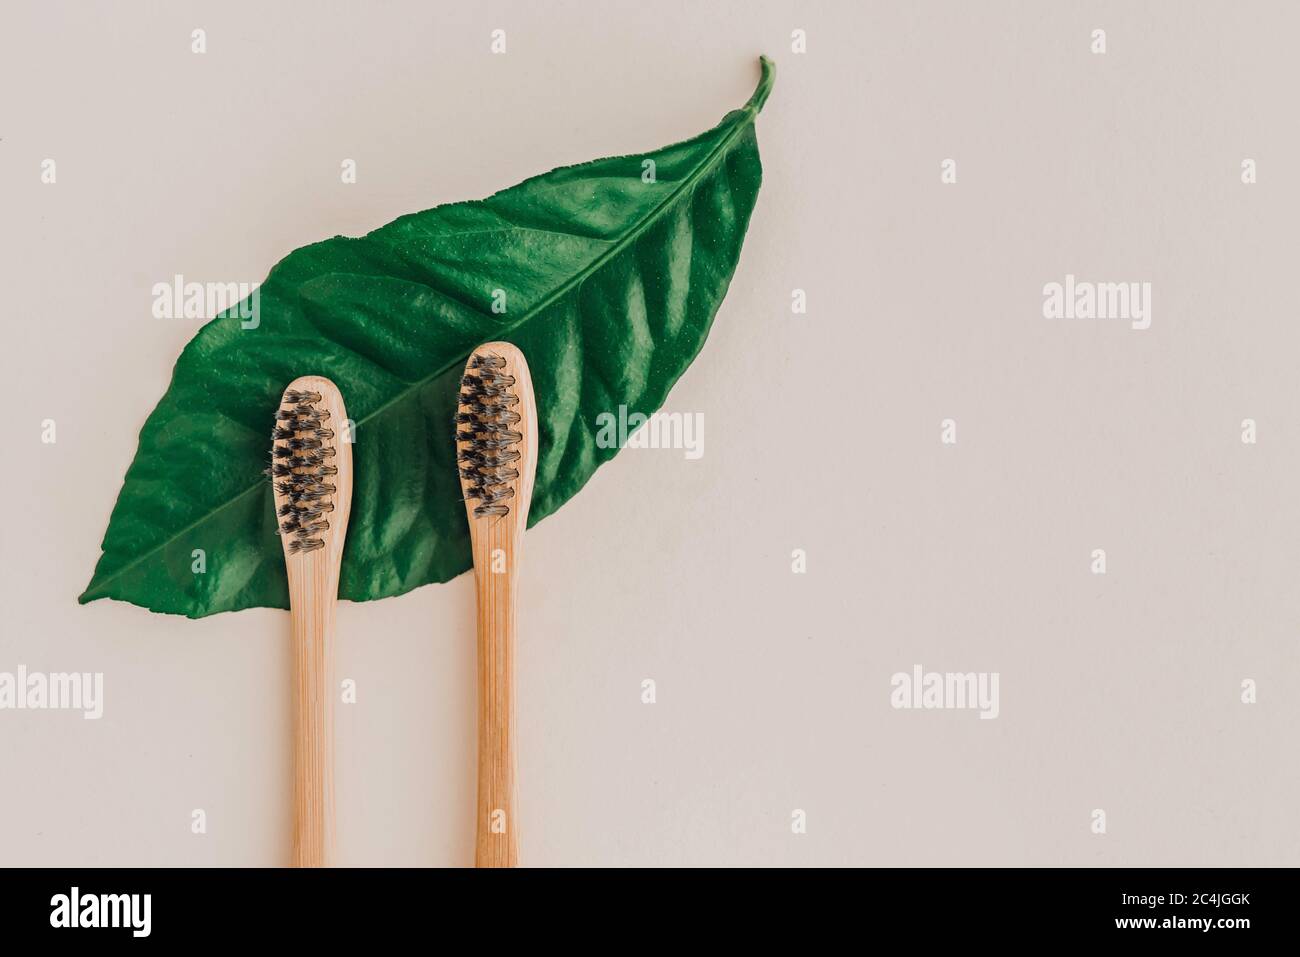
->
[269,382,343,555]
[455,343,537,527]
[456,353,523,519]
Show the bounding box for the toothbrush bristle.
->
[456,353,523,518]
[268,389,337,554]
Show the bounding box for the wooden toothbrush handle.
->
[475,556,519,868]
[291,594,336,868]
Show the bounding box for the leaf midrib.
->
[83,97,761,601]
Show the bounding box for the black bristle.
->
[270,390,338,554]
[456,353,523,518]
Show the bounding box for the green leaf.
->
[80,57,774,617]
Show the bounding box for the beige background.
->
[2,0,1298,866]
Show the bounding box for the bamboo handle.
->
[457,342,537,868]
[474,524,520,868]
[291,586,336,867]
[272,375,352,869]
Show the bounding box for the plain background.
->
[2,0,1298,866]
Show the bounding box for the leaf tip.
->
[78,572,109,606]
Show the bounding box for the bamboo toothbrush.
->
[269,377,352,867]
[455,342,538,867]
